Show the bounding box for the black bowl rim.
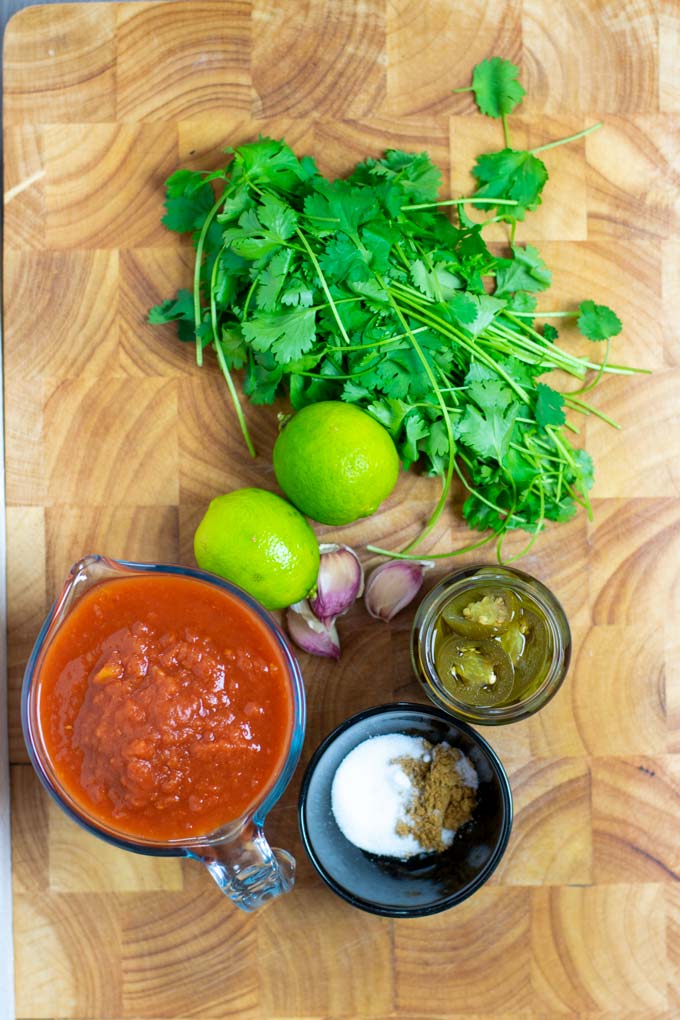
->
[297,701,514,918]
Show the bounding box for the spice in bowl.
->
[330,733,477,859]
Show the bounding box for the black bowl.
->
[298,702,513,917]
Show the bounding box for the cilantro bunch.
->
[150,60,640,560]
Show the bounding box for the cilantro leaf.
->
[446,291,478,326]
[281,280,315,307]
[243,351,283,404]
[574,448,594,489]
[465,293,506,336]
[577,301,622,341]
[471,57,526,118]
[289,369,341,410]
[223,202,298,260]
[504,446,539,488]
[506,290,537,322]
[535,382,566,428]
[165,169,219,199]
[546,497,578,523]
[230,137,313,193]
[361,220,397,273]
[304,180,379,239]
[256,250,294,310]
[472,149,548,221]
[342,379,373,403]
[411,260,462,301]
[216,190,253,223]
[319,236,370,282]
[219,328,247,369]
[464,357,535,393]
[257,193,299,242]
[161,175,217,233]
[419,418,450,476]
[400,413,430,469]
[495,244,552,295]
[355,150,442,204]
[375,357,412,399]
[365,397,411,436]
[148,288,195,342]
[456,400,519,462]
[467,377,517,413]
[242,307,317,364]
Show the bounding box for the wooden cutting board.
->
[4,1,680,1017]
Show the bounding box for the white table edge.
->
[0,302,16,1019]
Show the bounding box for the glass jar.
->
[411,564,571,725]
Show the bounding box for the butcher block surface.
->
[4,1,680,1017]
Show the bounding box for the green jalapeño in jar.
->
[411,566,571,725]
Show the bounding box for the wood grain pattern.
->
[4,2,680,1018]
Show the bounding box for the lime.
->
[193,488,320,611]
[273,401,400,526]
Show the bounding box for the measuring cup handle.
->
[197,824,295,912]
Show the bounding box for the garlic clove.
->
[286,600,341,660]
[309,543,364,624]
[364,561,432,622]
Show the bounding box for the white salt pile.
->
[330,732,478,859]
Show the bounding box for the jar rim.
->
[410,564,571,725]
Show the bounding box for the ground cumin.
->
[393,743,477,852]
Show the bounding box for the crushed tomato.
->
[37,574,294,841]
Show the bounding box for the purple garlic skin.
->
[364,561,431,622]
[286,600,341,660]
[309,543,364,625]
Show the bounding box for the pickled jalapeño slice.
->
[441,588,520,639]
[434,635,514,706]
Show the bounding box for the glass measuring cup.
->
[22,555,306,912]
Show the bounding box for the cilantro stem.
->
[592,362,649,375]
[501,114,511,149]
[510,441,563,465]
[209,247,256,458]
[529,121,603,154]
[378,280,456,552]
[394,242,413,271]
[455,452,519,516]
[366,528,499,561]
[194,189,232,367]
[294,227,351,345]
[497,485,545,564]
[570,338,610,395]
[511,310,578,318]
[326,325,428,353]
[546,426,577,468]
[241,276,259,322]
[566,484,590,511]
[491,320,589,376]
[491,320,641,377]
[546,427,593,519]
[403,197,520,210]
[390,289,530,402]
[295,361,381,381]
[563,393,620,429]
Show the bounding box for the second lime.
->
[273,402,400,526]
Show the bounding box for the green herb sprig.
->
[150,60,643,560]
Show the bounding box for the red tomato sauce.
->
[36,574,294,841]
